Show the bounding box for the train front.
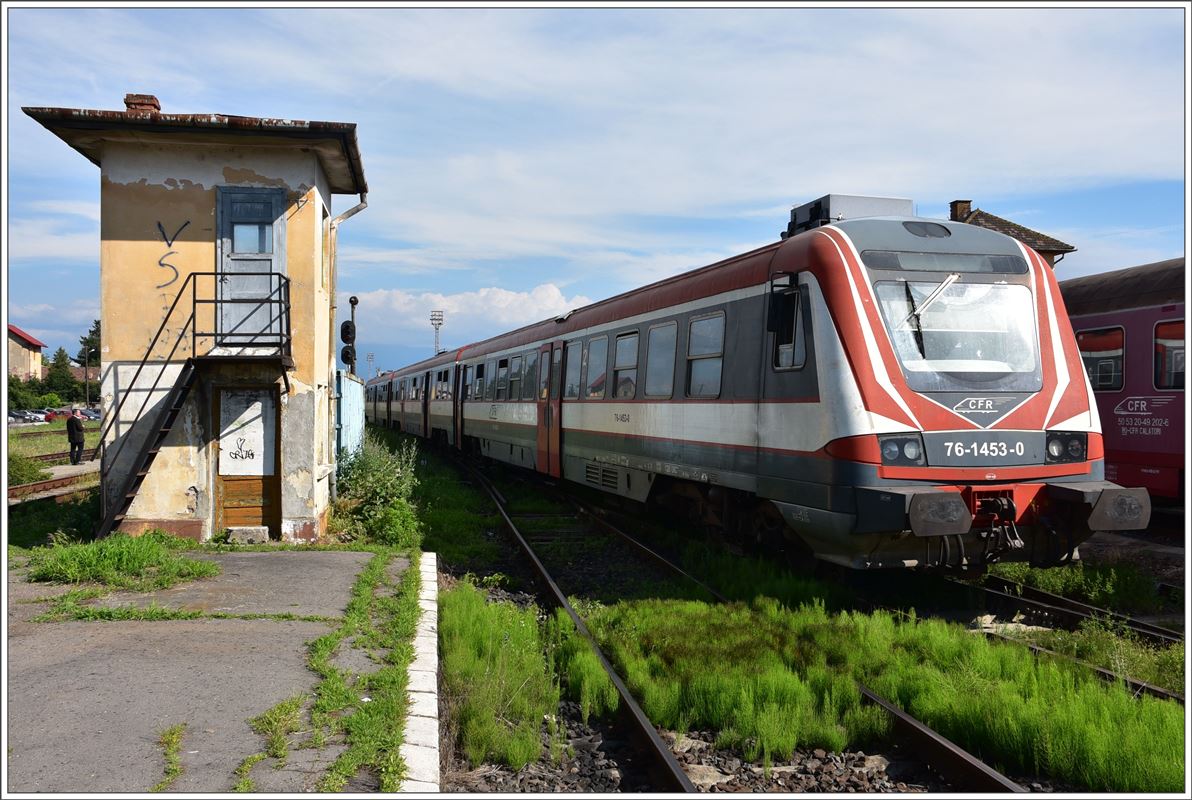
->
[774,217,1150,569]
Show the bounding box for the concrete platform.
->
[6,617,334,793]
[95,550,376,618]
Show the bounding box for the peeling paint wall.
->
[100,140,337,542]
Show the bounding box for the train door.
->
[422,370,432,438]
[385,380,394,429]
[758,272,814,488]
[536,340,564,477]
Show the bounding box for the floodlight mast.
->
[430,310,445,355]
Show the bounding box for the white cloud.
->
[9,298,100,327]
[28,200,101,223]
[7,218,99,263]
[345,283,593,348]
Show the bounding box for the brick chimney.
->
[123,93,160,112]
[949,200,972,221]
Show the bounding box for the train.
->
[366,196,1151,569]
[1059,258,1184,503]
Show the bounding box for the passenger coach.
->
[368,200,1151,569]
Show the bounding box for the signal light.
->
[340,320,356,344]
[341,345,356,365]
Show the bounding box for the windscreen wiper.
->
[898,272,960,357]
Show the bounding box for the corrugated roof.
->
[7,324,47,349]
[957,208,1075,254]
[1059,257,1185,316]
[22,103,367,194]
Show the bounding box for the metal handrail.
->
[93,271,293,469]
[91,272,198,462]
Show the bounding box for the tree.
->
[7,378,38,410]
[44,347,79,400]
[77,319,100,366]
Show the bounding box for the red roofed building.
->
[7,324,45,380]
[950,200,1076,267]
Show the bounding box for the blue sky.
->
[4,4,1187,375]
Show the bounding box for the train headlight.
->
[1045,432,1088,464]
[879,434,926,466]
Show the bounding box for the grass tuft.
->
[987,561,1165,615]
[26,530,218,591]
[149,723,186,792]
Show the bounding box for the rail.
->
[461,461,697,792]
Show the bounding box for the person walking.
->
[66,408,86,465]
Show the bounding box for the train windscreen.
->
[874,278,1043,393]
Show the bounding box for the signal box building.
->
[24,94,368,542]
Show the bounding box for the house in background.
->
[24,93,368,542]
[949,200,1076,266]
[7,324,45,380]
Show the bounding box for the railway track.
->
[462,458,1026,793]
[956,574,1183,648]
[29,448,97,464]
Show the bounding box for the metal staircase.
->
[92,271,291,538]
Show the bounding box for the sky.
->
[3,3,1188,376]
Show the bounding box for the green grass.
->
[7,426,101,459]
[547,608,619,724]
[233,752,267,792]
[1005,619,1185,693]
[24,531,219,591]
[440,581,560,770]
[308,549,420,792]
[412,450,504,568]
[7,451,50,484]
[584,597,1183,791]
[250,695,305,765]
[149,723,186,792]
[987,561,1166,615]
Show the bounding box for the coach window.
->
[584,336,609,399]
[1076,328,1124,391]
[496,358,510,401]
[772,288,807,370]
[1155,320,1184,390]
[523,351,539,400]
[485,360,498,401]
[645,322,677,398]
[687,313,725,398]
[613,333,639,398]
[462,366,472,400]
[509,355,523,400]
[563,342,582,398]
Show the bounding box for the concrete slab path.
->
[5,548,424,794]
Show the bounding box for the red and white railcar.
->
[368,210,1151,568]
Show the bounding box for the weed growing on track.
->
[7,451,50,485]
[410,446,504,568]
[1007,618,1185,693]
[547,609,619,724]
[587,597,1183,791]
[440,581,560,769]
[25,531,218,590]
[149,723,186,792]
[987,561,1165,615]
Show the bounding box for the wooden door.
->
[215,387,280,537]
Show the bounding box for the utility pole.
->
[430,310,444,355]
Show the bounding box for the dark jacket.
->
[66,415,85,444]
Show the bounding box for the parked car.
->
[82,409,102,420]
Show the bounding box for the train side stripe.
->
[813,229,920,428]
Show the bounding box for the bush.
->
[332,431,420,547]
[38,392,63,409]
[8,451,50,485]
